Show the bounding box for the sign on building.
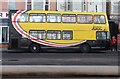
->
[0,12,9,19]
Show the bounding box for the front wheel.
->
[80,44,91,53]
[29,43,40,53]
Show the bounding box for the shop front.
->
[0,12,9,48]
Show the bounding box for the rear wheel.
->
[80,44,91,53]
[29,43,40,53]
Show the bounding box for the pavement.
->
[2,65,119,77]
[1,48,120,77]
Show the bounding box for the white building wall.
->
[72,0,82,12]
[88,0,106,12]
[57,0,106,12]
[31,0,45,10]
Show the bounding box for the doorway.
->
[2,26,9,43]
[0,27,2,44]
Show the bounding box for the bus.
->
[9,10,110,53]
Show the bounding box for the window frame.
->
[29,13,46,23]
[77,14,93,24]
[94,15,106,24]
[62,14,76,23]
[47,13,61,23]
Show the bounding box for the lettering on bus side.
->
[92,26,102,30]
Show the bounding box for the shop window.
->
[47,14,61,23]
[2,27,8,43]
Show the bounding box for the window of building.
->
[67,0,72,11]
[47,31,61,40]
[62,14,76,23]
[30,14,46,22]
[47,14,61,23]
[77,15,93,24]
[82,0,87,12]
[45,0,49,10]
[32,0,44,10]
[62,31,72,40]
[111,1,119,14]
[94,15,106,24]
[8,0,16,10]
[27,2,31,10]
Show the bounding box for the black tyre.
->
[29,43,40,53]
[80,44,91,53]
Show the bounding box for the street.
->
[2,49,119,65]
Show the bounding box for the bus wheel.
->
[29,43,40,53]
[80,44,91,53]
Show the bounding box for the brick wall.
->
[16,2,25,10]
[2,2,8,11]
[50,0,56,11]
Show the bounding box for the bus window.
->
[77,15,92,24]
[62,31,72,40]
[47,14,61,23]
[38,31,46,40]
[47,31,61,40]
[29,30,46,40]
[29,31,38,39]
[94,15,106,24]
[62,14,76,23]
[18,14,28,22]
[30,14,46,22]
[12,13,28,22]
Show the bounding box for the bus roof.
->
[27,10,107,15]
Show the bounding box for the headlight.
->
[96,32,106,40]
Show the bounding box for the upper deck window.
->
[12,13,28,22]
[47,14,61,23]
[94,15,106,24]
[77,15,92,24]
[30,14,46,22]
[62,14,76,23]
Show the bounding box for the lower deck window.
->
[30,30,46,40]
[47,31,61,40]
[62,31,72,40]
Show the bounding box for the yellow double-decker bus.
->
[9,10,110,53]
